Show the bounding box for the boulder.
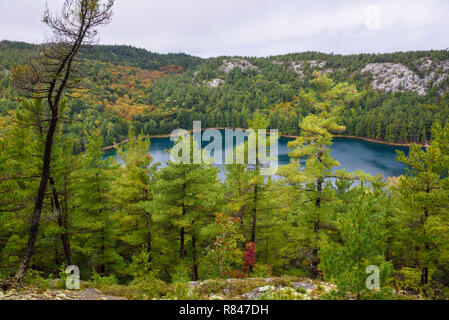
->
[290,282,315,292]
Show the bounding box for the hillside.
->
[2,41,449,301]
[1,40,449,150]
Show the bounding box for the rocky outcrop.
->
[188,277,334,300]
[240,285,276,300]
[426,60,449,89]
[204,78,225,88]
[0,287,127,300]
[288,61,305,78]
[285,60,331,78]
[272,57,448,95]
[308,60,326,69]
[362,59,449,95]
[362,63,427,95]
[237,280,334,300]
[220,58,259,74]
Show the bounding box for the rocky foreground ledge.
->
[0,288,126,300]
[0,278,336,300]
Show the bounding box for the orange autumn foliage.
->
[69,61,181,120]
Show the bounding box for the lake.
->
[105,134,408,179]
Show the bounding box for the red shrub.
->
[243,242,256,273]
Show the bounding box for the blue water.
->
[105,134,408,178]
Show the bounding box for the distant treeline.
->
[1,41,449,152]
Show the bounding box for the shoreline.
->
[101,127,423,152]
[332,135,426,148]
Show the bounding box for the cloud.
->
[0,0,448,57]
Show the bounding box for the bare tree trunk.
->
[421,182,430,288]
[146,230,152,263]
[180,180,186,261]
[192,235,198,281]
[311,176,323,280]
[12,0,114,287]
[180,227,185,260]
[421,267,429,286]
[99,205,106,274]
[15,112,58,286]
[100,230,106,275]
[49,177,72,266]
[251,185,258,243]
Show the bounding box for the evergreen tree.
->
[111,126,158,274]
[394,123,449,293]
[279,73,361,278]
[72,133,121,277]
[152,134,222,280]
[223,113,277,270]
[319,184,392,299]
[0,106,40,277]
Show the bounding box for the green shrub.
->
[129,279,172,299]
[251,264,272,278]
[194,280,226,296]
[295,287,307,294]
[96,279,171,300]
[166,282,190,300]
[171,263,191,283]
[127,248,158,282]
[91,273,119,287]
[25,269,52,289]
[395,267,422,293]
[259,287,303,300]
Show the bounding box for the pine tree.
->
[152,134,222,280]
[48,135,79,266]
[223,113,277,271]
[111,126,158,271]
[72,133,121,276]
[0,105,40,278]
[394,123,449,293]
[279,73,362,279]
[319,184,392,299]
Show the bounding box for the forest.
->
[1,0,449,301]
[2,40,449,150]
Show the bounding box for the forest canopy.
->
[1,31,449,300]
[1,40,449,151]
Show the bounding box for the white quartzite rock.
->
[220,58,259,73]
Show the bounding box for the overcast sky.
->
[0,0,448,58]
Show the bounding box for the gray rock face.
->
[205,78,225,88]
[308,60,326,69]
[427,61,449,90]
[285,60,332,79]
[416,57,433,72]
[1,287,126,300]
[288,62,305,78]
[290,282,315,292]
[321,68,335,75]
[220,58,259,74]
[240,285,275,300]
[361,59,449,95]
[362,63,427,95]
